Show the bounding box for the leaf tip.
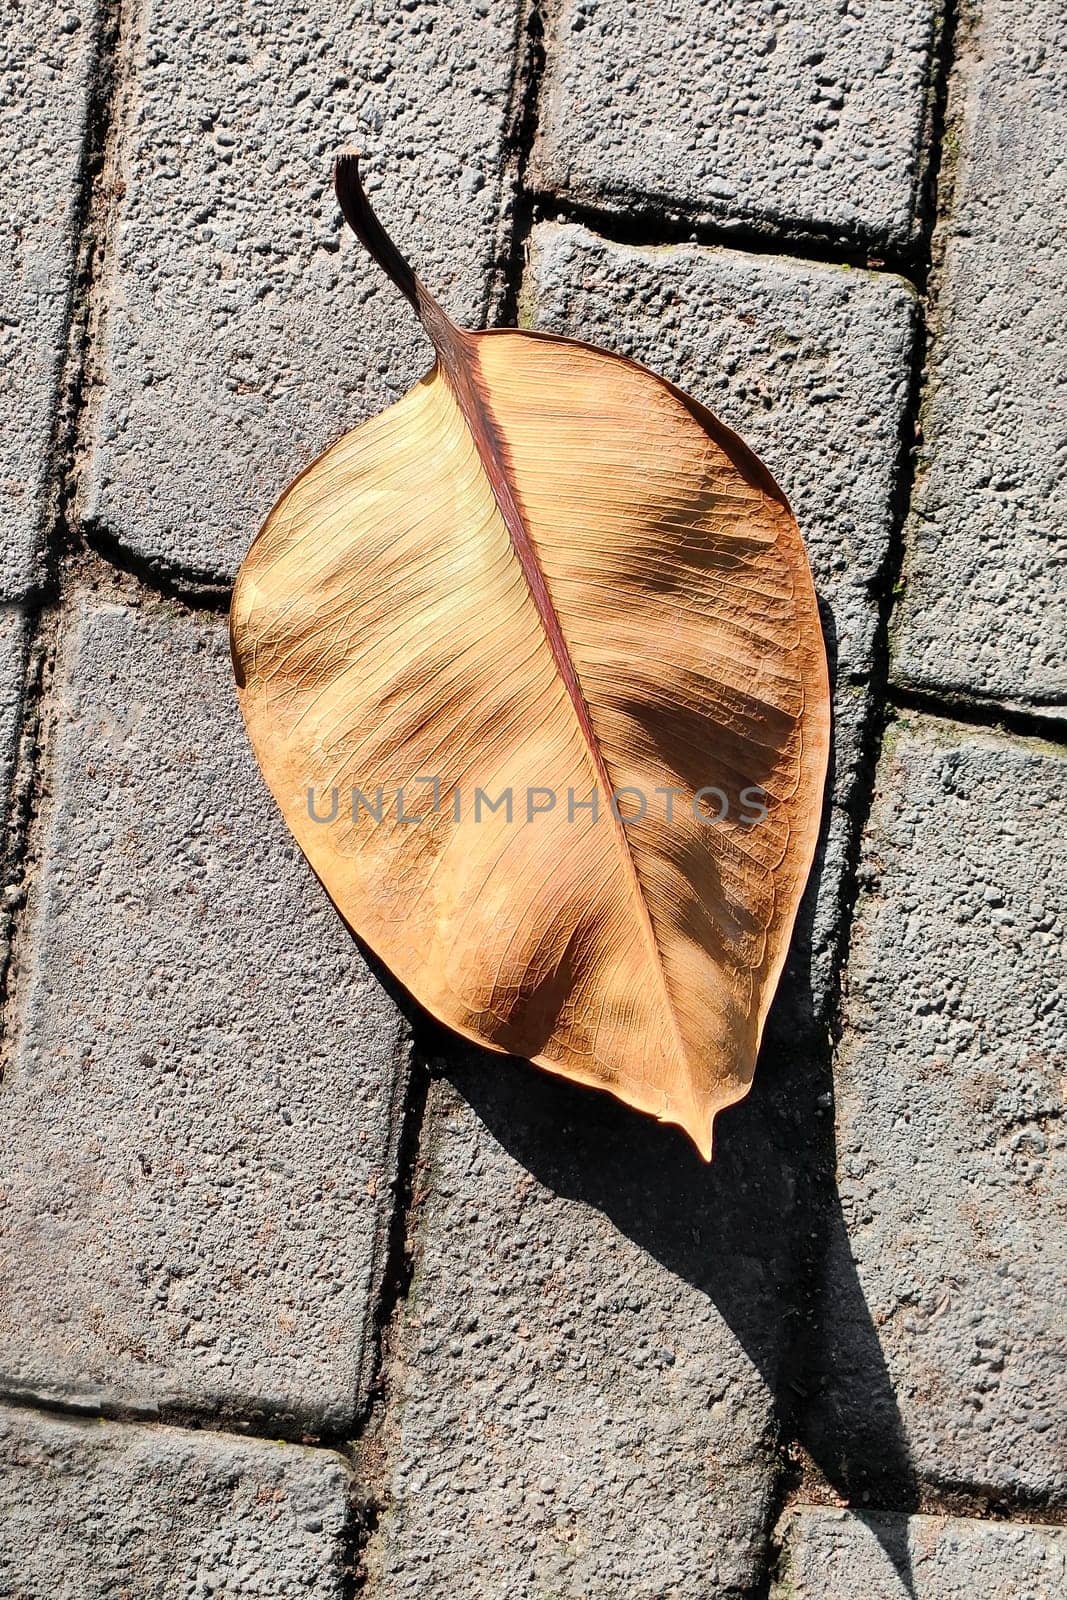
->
[660,1100,716,1163]
[676,1089,735,1163]
[691,1117,715,1165]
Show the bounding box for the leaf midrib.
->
[438,332,695,1093]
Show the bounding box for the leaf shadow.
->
[352,593,918,1592]
[420,1005,918,1591]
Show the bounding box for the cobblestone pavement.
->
[1,2,1064,1595]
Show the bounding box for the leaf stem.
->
[334,153,462,357]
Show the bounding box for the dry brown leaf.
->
[231,156,830,1159]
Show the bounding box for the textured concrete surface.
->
[893,0,1067,705]
[363,1065,801,1600]
[0,1,99,598]
[84,0,523,580]
[773,1505,1067,1599]
[0,598,408,1434]
[806,716,1066,1499]
[2,1,1065,1592]
[0,1403,355,1599]
[532,0,939,251]
[526,223,916,1012]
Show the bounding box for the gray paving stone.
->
[892,0,1067,706]
[805,716,1066,1500]
[0,597,408,1434]
[0,2,99,598]
[0,1403,355,1599]
[84,0,523,581]
[773,1505,1067,1599]
[532,0,939,252]
[362,1066,806,1600]
[526,223,916,1015]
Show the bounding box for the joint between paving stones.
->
[21,0,231,623]
[64,0,227,614]
[47,0,127,594]
[0,1389,349,1455]
[337,1490,382,1599]
[915,0,969,319]
[784,1454,1067,1535]
[733,1430,804,1600]
[22,0,126,620]
[78,522,234,614]
[0,620,54,1064]
[889,685,1067,747]
[526,190,925,285]
[0,0,129,1050]
[345,1044,433,1473]
[819,323,925,1060]
[900,0,962,291]
[350,1036,428,1436]
[0,1369,358,1456]
[490,0,548,329]
[1,0,130,978]
[325,1048,440,1593]
[903,1477,1067,1528]
[744,1485,804,1600]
